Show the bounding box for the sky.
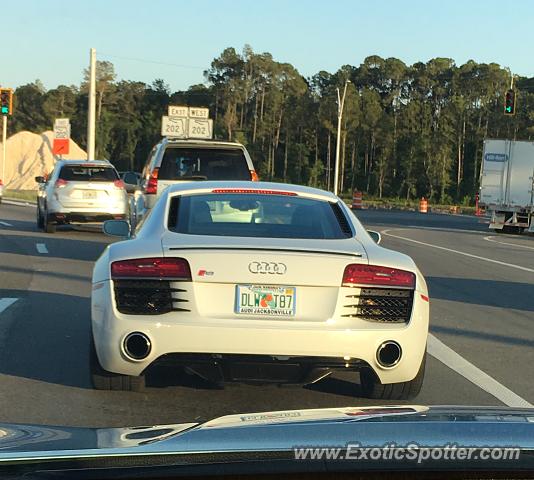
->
[2,0,534,92]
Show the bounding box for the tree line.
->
[8,46,534,202]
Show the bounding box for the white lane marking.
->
[408,226,486,235]
[0,221,13,227]
[35,243,48,254]
[484,235,534,251]
[375,225,485,235]
[0,298,18,314]
[428,334,533,408]
[382,229,534,274]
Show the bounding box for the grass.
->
[3,189,37,202]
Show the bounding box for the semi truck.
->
[479,139,534,234]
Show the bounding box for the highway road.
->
[0,202,533,427]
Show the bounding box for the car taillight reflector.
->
[342,264,415,288]
[211,188,297,196]
[111,257,191,279]
[55,179,68,188]
[114,179,125,189]
[250,170,259,181]
[146,168,159,194]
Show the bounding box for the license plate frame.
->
[235,285,296,317]
[82,190,97,199]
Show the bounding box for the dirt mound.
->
[0,131,87,190]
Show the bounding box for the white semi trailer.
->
[479,139,534,234]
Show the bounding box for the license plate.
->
[235,285,296,316]
[82,191,97,199]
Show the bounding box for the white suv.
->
[36,160,128,233]
[137,139,257,216]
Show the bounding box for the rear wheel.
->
[502,225,523,235]
[90,337,145,392]
[36,206,44,229]
[43,209,56,234]
[360,353,426,400]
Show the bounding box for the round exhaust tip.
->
[124,332,151,360]
[376,341,402,368]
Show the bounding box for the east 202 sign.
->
[161,106,212,139]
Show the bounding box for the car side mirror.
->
[367,230,381,244]
[35,176,45,183]
[103,220,131,238]
[124,183,139,194]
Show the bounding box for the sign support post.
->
[1,116,6,183]
[0,87,14,183]
[87,48,97,160]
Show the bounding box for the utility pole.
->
[0,87,14,183]
[87,48,97,160]
[2,115,6,183]
[334,80,349,196]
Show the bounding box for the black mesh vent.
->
[342,288,413,323]
[114,280,190,315]
[330,203,353,237]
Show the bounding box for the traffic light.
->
[0,88,13,116]
[504,89,516,115]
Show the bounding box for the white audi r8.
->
[91,181,429,398]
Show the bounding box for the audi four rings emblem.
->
[248,261,287,274]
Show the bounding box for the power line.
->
[100,52,533,86]
[99,52,205,70]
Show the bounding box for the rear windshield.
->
[158,147,250,181]
[59,166,118,182]
[168,193,352,239]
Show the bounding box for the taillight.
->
[145,168,159,194]
[0,179,3,186]
[342,264,415,288]
[111,257,191,279]
[55,179,68,188]
[250,170,259,181]
[114,179,125,189]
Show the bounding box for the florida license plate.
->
[82,190,97,199]
[235,285,296,316]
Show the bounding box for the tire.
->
[501,225,524,235]
[36,206,44,229]
[44,210,56,234]
[90,337,145,392]
[360,353,426,400]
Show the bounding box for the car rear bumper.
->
[146,353,371,384]
[49,212,127,224]
[92,281,429,384]
[47,197,128,217]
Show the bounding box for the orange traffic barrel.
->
[419,197,428,214]
[475,192,483,216]
[352,191,363,210]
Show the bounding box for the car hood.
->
[1,405,534,456]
